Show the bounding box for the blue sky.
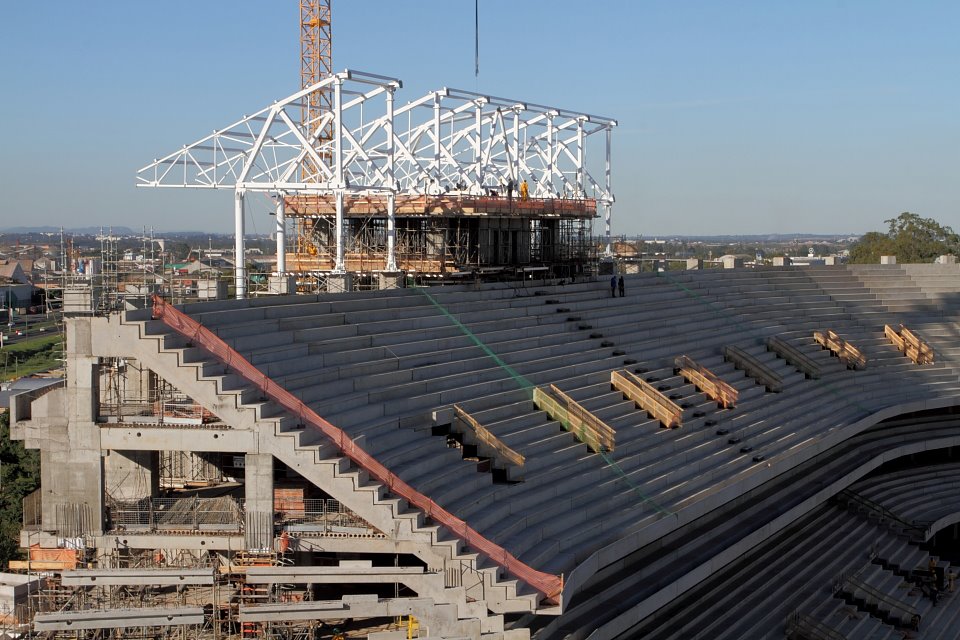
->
[1,1,957,237]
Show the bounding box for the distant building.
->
[0,262,30,285]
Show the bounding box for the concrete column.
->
[43,317,104,536]
[326,272,354,293]
[378,272,403,290]
[685,258,703,270]
[244,453,274,551]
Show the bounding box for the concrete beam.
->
[99,426,255,452]
[239,596,434,622]
[246,565,425,584]
[61,567,215,587]
[94,533,244,551]
[34,607,205,631]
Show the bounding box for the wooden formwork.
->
[674,355,739,408]
[611,370,683,429]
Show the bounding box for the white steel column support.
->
[386,194,397,272]
[604,125,613,256]
[576,117,585,197]
[385,88,398,273]
[333,77,344,187]
[546,113,555,196]
[475,102,483,186]
[512,109,521,182]
[275,196,286,274]
[234,189,246,299]
[334,190,345,273]
[433,94,442,189]
[332,76,346,274]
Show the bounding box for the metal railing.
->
[281,499,380,535]
[108,496,244,532]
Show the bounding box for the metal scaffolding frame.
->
[137,70,616,297]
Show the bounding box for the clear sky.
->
[1,1,957,237]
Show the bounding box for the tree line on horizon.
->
[849,212,959,264]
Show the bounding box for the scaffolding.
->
[98,356,221,426]
[137,71,616,297]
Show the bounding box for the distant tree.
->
[167,242,192,262]
[849,212,959,264]
[0,412,40,564]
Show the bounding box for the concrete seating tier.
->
[849,463,960,533]
[137,264,960,619]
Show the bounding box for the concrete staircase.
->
[107,308,546,636]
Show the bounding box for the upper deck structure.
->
[137,71,617,295]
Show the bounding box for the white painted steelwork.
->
[137,70,616,297]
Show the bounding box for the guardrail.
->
[813,329,867,370]
[453,405,525,469]
[835,489,926,540]
[674,355,738,408]
[885,324,934,365]
[723,345,783,392]
[532,386,616,452]
[766,336,822,379]
[784,611,846,640]
[150,294,563,602]
[841,575,920,629]
[611,369,682,429]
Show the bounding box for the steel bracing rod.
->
[136,69,400,190]
[361,92,612,197]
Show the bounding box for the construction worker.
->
[519,179,529,201]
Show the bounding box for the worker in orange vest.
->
[519,179,529,201]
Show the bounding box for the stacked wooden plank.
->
[611,369,683,429]
[533,385,616,452]
[813,329,868,370]
[885,324,935,364]
[674,355,739,408]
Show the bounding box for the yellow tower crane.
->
[299,0,332,139]
[296,1,332,259]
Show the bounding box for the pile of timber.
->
[885,324,934,364]
[813,329,868,370]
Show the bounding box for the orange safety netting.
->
[150,294,562,602]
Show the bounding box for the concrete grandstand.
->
[7,261,960,639]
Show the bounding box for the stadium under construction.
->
[7,4,960,639]
[7,259,960,639]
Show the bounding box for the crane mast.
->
[300,0,332,143]
[294,1,333,264]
